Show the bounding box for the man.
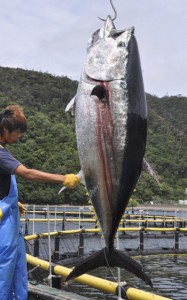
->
[0,105,80,300]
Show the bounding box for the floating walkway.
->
[29,281,89,300]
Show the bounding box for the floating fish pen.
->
[23,205,187,299]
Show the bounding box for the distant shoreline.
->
[136,204,187,211]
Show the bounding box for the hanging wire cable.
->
[98,0,117,21]
[103,247,128,298]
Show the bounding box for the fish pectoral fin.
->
[65,95,76,115]
[142,158,160,185]
[66,247,152,288]
[110,248,153,288]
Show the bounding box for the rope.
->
[27,264,40,274]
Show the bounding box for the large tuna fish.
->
[66,13,153,287]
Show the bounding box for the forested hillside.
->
[0,67,186,204]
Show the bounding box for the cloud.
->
[0,0,186,97]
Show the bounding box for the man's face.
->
[3,128,22,144]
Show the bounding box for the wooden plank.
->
[28,282,89,300]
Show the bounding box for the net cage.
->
[24,205,187,286]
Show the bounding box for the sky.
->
[0,0,186,97]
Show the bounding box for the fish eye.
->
[117,41,125,47]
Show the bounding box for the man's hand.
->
[63,174,80,189]
[18,202,26,216]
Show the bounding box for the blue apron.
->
[0,175,28,300]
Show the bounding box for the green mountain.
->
[0,66,186,204]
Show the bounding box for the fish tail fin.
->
[66,247,152,287]
[66,248,105,281]
[109,248,153,287]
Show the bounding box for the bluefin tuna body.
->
[66,16,152,287]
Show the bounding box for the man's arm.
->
[15,164,80,188]
[15,164,66,184]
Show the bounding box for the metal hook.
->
[98,0,117,21]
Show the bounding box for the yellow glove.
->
[63,174,80,189]
[0,208,2,221]
[18,202,26,216]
